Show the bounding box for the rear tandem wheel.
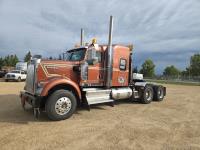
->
[140,85,154,104]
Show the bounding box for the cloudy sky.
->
[0,0,199,73]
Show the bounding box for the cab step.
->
[83,88,114,109]
[86,98,114,105]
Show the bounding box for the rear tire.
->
[141,85,154,104]
[153,86,164,101]
[45,90,77,121]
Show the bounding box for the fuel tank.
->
[111,87,132,100]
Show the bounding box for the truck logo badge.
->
[118,77,125,84]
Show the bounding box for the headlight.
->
[37,82,43,88]
[36,82,46,95]
[37,81,47,88]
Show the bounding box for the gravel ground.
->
[0,82,200,150]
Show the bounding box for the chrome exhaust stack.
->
[80,28,84,46]
[106,16,114,88]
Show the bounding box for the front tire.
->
[45,90,77,121]
[141,85,154,104]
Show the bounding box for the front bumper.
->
[20,91,41,108]
[5,76,18,80]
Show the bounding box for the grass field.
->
[0,82,200,150]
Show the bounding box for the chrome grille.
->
[25,62,36,94]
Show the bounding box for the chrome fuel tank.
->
[111,87,132,100]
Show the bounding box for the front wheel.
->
[141,85,154,104]
[45,90,77,121]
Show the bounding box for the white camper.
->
[16,62,27,72]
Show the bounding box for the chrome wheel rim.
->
[158,88,164,99]
[146,90,152,101]
[55,97,72,115]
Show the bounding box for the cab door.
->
[87,51,104,86]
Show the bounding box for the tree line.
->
[0,51,32,70]
[135,53,200,78]
[1,51,199,78]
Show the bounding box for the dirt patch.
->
[0,82,200,150]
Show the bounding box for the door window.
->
[96,51,102,63]
[119,58,127,70]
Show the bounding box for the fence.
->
[145,75,200,86]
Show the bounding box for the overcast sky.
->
[0,0,199,73]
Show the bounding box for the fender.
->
[135,81,158,87]
[134,81,147,87]
[40,77,81,99]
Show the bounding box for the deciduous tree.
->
[163,65,180,77]
[140,59,155,77]
[190,53,200,76]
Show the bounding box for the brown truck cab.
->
[20,16,166,120]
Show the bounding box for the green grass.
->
[145,79,200,86]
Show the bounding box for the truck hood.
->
[37,60,80,83]
[40,60,80,66]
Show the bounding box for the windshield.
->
[11,70,20,74]
[65,48,86,61]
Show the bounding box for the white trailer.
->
[16,62,27,72]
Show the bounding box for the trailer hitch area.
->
[33,108,40,119]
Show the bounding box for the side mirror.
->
[87,48,98,65]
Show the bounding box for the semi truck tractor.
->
[20,16,166,121]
